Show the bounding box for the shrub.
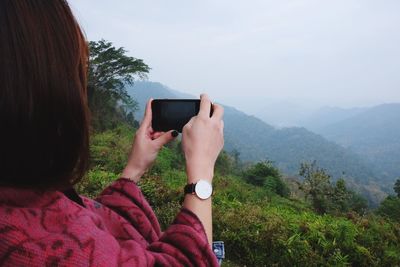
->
[243,161,290,197]
[76,167,119,198]
[89,125,134,173]
[377,195,400,221]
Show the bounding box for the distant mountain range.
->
[298,106,369,131]
[128,81,395,205]
[305,104,400,182]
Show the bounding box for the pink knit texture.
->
[0,178,218,266]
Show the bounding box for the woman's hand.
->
[182,94,224,183]
[181,94,224,245]
[121,99,178,183]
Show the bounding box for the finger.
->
[150,131,164,140]
[154,130,179,147]
[141,98,153,128]
[182,116,195,133]
[148,126,154,134]
[211,103,224,120]
[198,94,212,118]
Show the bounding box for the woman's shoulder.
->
[0,186,92,235]
[0,186,123,266]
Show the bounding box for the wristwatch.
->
[184,180,213,200]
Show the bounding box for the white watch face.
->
[195,180,213,200]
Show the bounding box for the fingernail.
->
[171,130,179,137]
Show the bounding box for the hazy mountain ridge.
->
[311,103,400,181]
[246,99,316,128]
[255,101,400,184]
[128,81,388,204]
[299,106,369,131]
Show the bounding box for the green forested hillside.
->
[128,81,387,205]
[77,125,400,266]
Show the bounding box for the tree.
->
[231,149,240,163]
[215,151,235,175]
[243,161,279,186]
[348,191,368,214]
[377,196,400,221]
[331,178,350,211]
[299,161,332,214]
[394,178,400,198]
[243,161,290,197]
[299,162,368,214]
[377,179,400,220]
[331,178,367,214]
[88,39,150,130]
[230,149,242,172]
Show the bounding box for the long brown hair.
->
[0,0,90,189]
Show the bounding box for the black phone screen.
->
[151,99,201,132]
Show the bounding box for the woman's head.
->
[0,0,89,189]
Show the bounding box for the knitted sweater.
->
[0,178,218,266]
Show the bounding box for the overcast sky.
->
[69,0,400,113]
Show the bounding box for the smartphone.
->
[151,99,213,132]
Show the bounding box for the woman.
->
[0,1,224,266]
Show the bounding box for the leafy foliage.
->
[377,180,400,221]
[377,196,400,221]
[88,40,150,130]
[299,161,333,214]
[215,151,237,176]
[394,178,400,198]
[89,125,134,172]
[299,161,367,215]
[76,126,400,266]
[76,167,119,199]
[243,161,290,197]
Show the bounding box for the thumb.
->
[154,130,179,147]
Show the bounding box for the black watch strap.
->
[184,183,196,195]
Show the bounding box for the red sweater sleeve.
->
[94,178,219,266]
[95,178,163,243]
